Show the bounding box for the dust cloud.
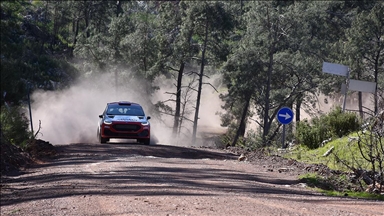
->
[30,72,226,146]
[299,92,376,120]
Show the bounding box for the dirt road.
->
[1,142,383,216]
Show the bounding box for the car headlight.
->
[103,119,112,125]
[141,121,149,126]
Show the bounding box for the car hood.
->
[107,115,149,123]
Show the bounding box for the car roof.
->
[107,101,142,107]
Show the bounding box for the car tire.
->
[144,138,150,145]
[139,138,150,145]
[99,135,109,144]
[98,130,108,144]
[100,137,108,144]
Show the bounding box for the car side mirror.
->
[147,116,151,120]
[99,115,103,118]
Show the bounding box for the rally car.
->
[97,101,151,144]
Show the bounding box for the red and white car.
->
[97,101,151,144]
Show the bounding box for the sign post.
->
[322,62,377,112]
[277,107,294,148]
[342,68,350,112]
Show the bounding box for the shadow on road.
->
[1,143,335,206]
[57,142,238,159]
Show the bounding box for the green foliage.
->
[287,132,381,171]
[1,1,78,105]
[325,106,361,138]
[218,133,233,148]
[323,191,384,201]
[345,3,384,114]
[290,108,383,195]
[220,1,332,145]
[299,173,384,200]
[296,117,331,149]
[0,106,30,148]
[240,129,265,150]
[0,0,381,149]
[221,127,266,150]
[291,134,384,197]
[217,128,265,150]
[296,106,360,149]
[299,173,334,190]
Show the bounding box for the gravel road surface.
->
[1,142,383,216]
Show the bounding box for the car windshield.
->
[106,104,145,116]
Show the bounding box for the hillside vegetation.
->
[283,107,383,196]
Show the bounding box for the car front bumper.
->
[100,122,150,139]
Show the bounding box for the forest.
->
[1,0,383,148]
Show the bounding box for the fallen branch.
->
[323,146,334,157]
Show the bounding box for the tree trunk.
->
[192,17,209,144]
[116,1,122,16]
[374,50,379,115]
[288,102,294,143]
[356,72,364,119]
[173,62,184,136]
[179,95,188,134]
[262,7,275,147]
[51,3,58,50]
[231,95,250,146]
[71,19,80,57]
[262,46,274,146]
[295,96,302,122]
[84,1,90,38]
[239,114,247,137]
[358,91,363,119]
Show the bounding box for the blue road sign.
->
[277,107,294,125]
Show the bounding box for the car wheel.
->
[98,130,108,144]
[97,126,109,143]
[138,139,150,145]
[100,137,108,144]
[143,138,150,145]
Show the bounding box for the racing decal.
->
[112,116,145,122]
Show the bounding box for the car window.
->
[106,105,144,116]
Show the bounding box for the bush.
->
[296,117,330,149]
[239,129,265,150]
[296,106,360,149]
[325,106,360,138]
[0,106,30,148]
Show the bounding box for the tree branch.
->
[202,82,219,93]
[249,118,262,127]
[165,65,180,72]
[161,99,176,103]
[186,71,199,76]
[34,120,42,138]
[164,91,176,96]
